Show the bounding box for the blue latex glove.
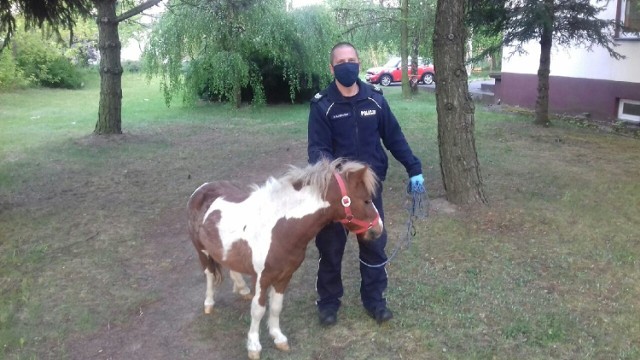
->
[409,174,426,193]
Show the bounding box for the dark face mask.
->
[333,62,360,87]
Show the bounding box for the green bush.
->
[12,31,84,89]
[0,50,30,90]
[40,57,84,89]
[122,60,142,73]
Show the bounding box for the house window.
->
[618,99,640,123]
[619,0,640,37]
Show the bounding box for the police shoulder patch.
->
[311,92,324,103]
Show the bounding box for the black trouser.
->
[315,186,388,313]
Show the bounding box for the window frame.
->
[617,0,640,39]
[618,98,640,123]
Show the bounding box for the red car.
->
[365,56,435,86]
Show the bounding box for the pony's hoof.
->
[247,350,260,360]
[204,305,214,314]
[275,341,290,352]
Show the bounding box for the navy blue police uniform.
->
[307,78,422,316]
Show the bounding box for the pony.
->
[187,158,383,360]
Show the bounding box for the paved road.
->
[377,79,494,95]
[380,79,497,104]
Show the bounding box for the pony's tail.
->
[204,254,224,286]
[191,239,224,285]
[187,182,224,285]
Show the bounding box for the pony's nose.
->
[360,223,383,241]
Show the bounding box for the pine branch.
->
[116,0,163,23]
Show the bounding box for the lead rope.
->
[358,182,429,268]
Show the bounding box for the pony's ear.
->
[353,165,378,195]
[351,166,368,182]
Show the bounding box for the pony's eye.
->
[365,200,371,205]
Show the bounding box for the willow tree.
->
[409,0,436,94]
[401,0,437,96]
[433,0,486,205]
[330,0,402,70]
[145,0,338,107]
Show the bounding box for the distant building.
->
[494,0,640,123]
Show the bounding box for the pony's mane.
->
[282,158,378,197]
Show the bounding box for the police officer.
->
[307,42,425,326]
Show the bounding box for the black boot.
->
[318,308,338,326]
[367,307,393,324]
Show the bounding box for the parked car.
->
[365,56,435,86]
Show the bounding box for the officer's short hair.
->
[330,42,360,65]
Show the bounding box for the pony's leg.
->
[267,287,289,352]
[229,270,252,299]
[247,285,266,360]
[203,268,216,314]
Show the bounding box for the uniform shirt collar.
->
[327,79,371,103]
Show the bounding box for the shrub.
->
[12,31,84,89]
[65,40,99,67]
[0,50,30,90]
[122,60,142,73]
[40,57,84,89]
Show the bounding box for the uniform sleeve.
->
[378,97,423,177]
[307,101,335,164]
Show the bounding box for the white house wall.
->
[502,39,640,83]
[496,1,640,122]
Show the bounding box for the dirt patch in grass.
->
[63,128,310,360]
[66,206,219,359]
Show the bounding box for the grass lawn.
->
[1,72,639,359]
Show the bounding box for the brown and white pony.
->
[187,158,383,360]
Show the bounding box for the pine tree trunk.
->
[94,0,123,135]
[534,0,554,127]
[433,0,487,205]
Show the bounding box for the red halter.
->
[333,172,380,234]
